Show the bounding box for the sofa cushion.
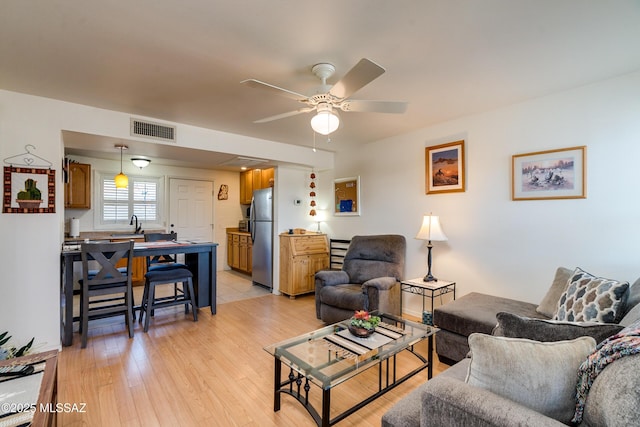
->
[381,359,469,427]
[318,284,366,311]
[433,292,543,338]
[553,267,629,323]
[620,301,640,327]
[580,353,640,427]
[621,277,640,318]
[466,333,596,424]
[536,267,573,317]
[493,311,624,344]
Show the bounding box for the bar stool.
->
[139,267,198,332]
[79,240,135,348]
[142,232,186,311]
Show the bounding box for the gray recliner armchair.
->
[315,234,406,324]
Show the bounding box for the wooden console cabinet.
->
[227,229,252,274]
[279,233,329,298]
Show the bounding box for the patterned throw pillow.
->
[553,268,629,323]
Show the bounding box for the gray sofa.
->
[433,267,639,364]
[382,267,640,427]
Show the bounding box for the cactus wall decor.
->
[3,166,56,213]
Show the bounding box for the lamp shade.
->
[114,172,128,189]
[415,215,448,241]
[310,104,339,135]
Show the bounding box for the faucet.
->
[129,215,143,234]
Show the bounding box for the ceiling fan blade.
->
[339,100,408,114]
[329,58,385,99]
[241,79,308,102]
[253,107,314,123]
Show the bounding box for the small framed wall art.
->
[334,176,360,216]
[511,146,586,201]
[425,140,465,194]
[3,166,56,213]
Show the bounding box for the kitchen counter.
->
[64,229,166,242]
[226,227,250,236]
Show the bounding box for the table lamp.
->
[415,214,448,282]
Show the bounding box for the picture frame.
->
[425,140,465,194]
[3,166,56,213]
[334,176,360,216]
[511,146,586,201]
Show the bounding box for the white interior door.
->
[169,178,214,242]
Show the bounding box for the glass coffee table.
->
[264,313,437,427]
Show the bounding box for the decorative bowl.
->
[348,325,375,338]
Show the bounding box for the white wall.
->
[319,71,640,317]
[271,165,326,294]
[0,90,333,351]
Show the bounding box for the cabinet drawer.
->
[290,236,329,255]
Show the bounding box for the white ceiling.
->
[2,1,640,166]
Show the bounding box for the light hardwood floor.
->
[58,279,448,426]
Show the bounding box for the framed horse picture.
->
[425,140,465,194]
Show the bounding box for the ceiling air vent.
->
[130,118,176,142]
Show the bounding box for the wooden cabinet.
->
[65,162,91,209]
[239,167,274,204]
[279,233,329,298]
[260,168,274,189]
[227,229,252,274]
[111,237,146,286]
[240,170,254,204]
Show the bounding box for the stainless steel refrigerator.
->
[250,187,273,289]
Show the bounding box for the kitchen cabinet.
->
[239,167,274,204]
[227,229,252,274]
[279,233,329,298]
[111,236,146,285]
[65,162,91,209]
[260,167,274,189]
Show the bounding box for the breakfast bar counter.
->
[60,241,218,346]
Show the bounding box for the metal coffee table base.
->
[273,335,433,427]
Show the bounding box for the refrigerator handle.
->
[249,196,256,242]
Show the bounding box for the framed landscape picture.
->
[512,146,586,201]
[425,140,465,194]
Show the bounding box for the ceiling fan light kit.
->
[242,58,407,137]
[310,103,339,135]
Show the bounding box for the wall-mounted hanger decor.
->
[3,144,53,168]
[3,145,55,213]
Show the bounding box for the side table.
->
[400,278,456,324]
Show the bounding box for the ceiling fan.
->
[241,58,408,135]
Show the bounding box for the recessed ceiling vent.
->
[130,118,176,142]
[218,156,268,168]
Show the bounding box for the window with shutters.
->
[95,172,164,229]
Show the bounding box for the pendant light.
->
[114,144,128,188]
